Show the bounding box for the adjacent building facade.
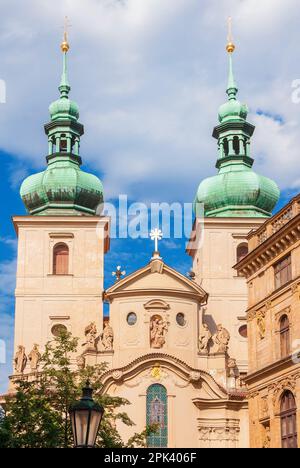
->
[235,195,300,448]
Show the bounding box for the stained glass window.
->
[146,384,168,448]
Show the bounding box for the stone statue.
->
[101,322,114,351]
[215,324,230,354]
[150,317,168,349]
[257,316,266,340]
[83,322,98,352]
[227,358,237,372]
[199,324,212,353]
[262,427,271,449]
[14,345,27,374]
[28,344,41,371]
[76,354,86,370]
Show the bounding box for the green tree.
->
[0,331,156,448]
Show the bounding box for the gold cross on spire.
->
[226,16,235,54]
[61,16,71,53]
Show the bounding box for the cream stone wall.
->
[109,296,200,369]
[89,257,250,448]
[188,217,265,374]
[12,216,109,379]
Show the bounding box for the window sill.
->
[47,274,74,277]
[273,279,294,295]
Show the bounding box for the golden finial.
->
[226,17,235,54]
[61,16,71,53]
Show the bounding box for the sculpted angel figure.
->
[215,324,230,354]
[199,324,212,353]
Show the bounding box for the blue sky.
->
[1,0,300,393]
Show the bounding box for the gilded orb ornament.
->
[226,42,235,54]
[226,17,235,54]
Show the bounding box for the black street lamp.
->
[69,381,104,448]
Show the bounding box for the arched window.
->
[59,134,68,152]
[53,243,69,275]
[237,243,249,263]
[280,315,290,358]
[223,138,229,157]
[280,391,297,449]
[233,136,240,155]
[147,384,168,448]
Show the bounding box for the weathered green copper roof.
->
[21,158,103,216]
[20,44,103,216]
[195,164,280,218]
[218,53,248,123]
[49,52,79,122]
[194,46,280,218]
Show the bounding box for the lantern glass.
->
[73,410,90,447]
[87,410,103,447]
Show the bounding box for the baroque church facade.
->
[6,32,281,448]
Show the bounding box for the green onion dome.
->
[195,165,280,218]
[49,96,79,122]
[20,160,104,216]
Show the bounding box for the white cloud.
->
[0,258,17,297]
[0,0,299,204]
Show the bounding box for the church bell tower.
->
[188,20,280,378]
[11,30,110,380]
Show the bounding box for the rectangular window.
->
[274,255,292,290]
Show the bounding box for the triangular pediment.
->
[105,259,208,303]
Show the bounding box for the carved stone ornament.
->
[76,354,86,370]
[28,344,41,371]
[247,309,257,322]
[248,391,260,400]
[189,371,201,383]
[269,374,299,407]
[257,310,266,340]
[112,370,124,381]
[101,322,114,351]
[262,426,271,449]
[199,324,212,354]
[83,322,98,352]
[150,316,168,349]
[214,325,230,354]
[261,397,269,417]
[151,364,162,380]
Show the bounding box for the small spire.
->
[226,17,238,101]
[59,16,71,98]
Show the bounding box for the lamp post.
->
[69,381,104,448]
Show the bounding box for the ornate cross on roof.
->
[150,228,163,253]
[112,266,126,282]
